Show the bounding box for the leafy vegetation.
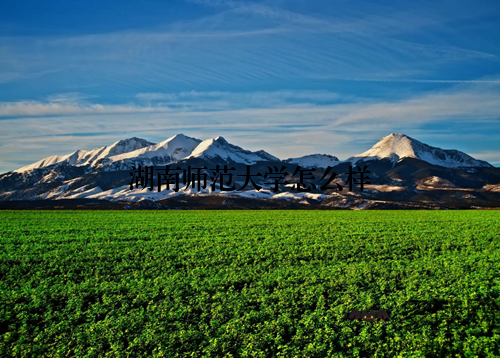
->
[1,210,500,357]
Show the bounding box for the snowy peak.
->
[159,134,202,153]
[108,133,201,162]
[107,137,155,157]
[186,136,279,164]
[13,154,73,174]
[214,136,229,145]
[350,133,493,168]
[254,150,280,162]
[14,137,155,173]
[354,133,416,161]
[284,154,340,168]
[82,137,156,164]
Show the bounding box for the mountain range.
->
[1,133,499,210]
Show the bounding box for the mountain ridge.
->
[348,133,492,168]
[8,132,493,176]
[14,137,155,174]
[2,132,499,209]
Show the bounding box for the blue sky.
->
[1,0,500,172]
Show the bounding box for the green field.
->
[1,210,499,357]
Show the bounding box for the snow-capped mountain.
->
[284,154,340,169]
[185,136,279,164]
[14,137,155,173]
[108,134,201,162]
[101,134,202,170]
[2,132,499,209]
[348,133,493,169]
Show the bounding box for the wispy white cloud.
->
[187,0,333,27]
[135,90,341,106]
[331,82,500,126]
[0,90,343,117]
[0,68,66,84]
[2,82,500,123]
[385,39,496,60]
[467,151,500,166]
[45,92,98,103]
[0,101,172,117]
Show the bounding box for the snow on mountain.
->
[284,154,340,168]
[185,136,279,164]
[348,133,493,168]
[14,137,155,173]
[57,182,328,203]
[107,134,202,163]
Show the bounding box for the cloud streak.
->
[331,82,500,126]
[2,82,499,122]
[0,101,172,117]
[468,151,500,165]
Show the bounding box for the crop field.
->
[1,210,500,357]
